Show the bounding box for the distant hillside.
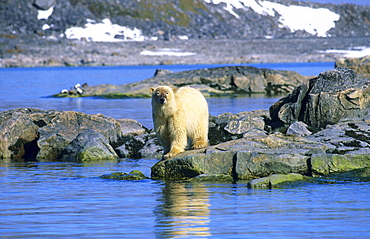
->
[0,0,369,41]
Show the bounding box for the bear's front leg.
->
[162,125,187,160]
[163,146,185,160]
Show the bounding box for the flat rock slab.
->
[151,134,332,180]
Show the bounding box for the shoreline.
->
[1,37,369,68]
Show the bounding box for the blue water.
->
[1,62,369,238]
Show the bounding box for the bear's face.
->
[150,86,173,105]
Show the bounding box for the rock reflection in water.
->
[155,181,211,237]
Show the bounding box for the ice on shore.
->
[204,0,340,37]
[319,46,370,58]
[140,48,196,57]
[65,19,147,42]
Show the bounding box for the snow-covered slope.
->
[205,0,340,37]
[0,0,369,42]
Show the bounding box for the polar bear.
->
[150,86,209,159]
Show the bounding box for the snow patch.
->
[37,6,54,20]
[65,18,147,42]
[319,46,370,58]
[140,48,196,57]
[42,24,52,30]
[204,0,340,37]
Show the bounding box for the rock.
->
[310,153,370,175]
[153,69,173,77]
[2,0,370,45]
[335,55,370,78]
[189,174,234,182]
[286,121,312,136]
[247,173,305,188]
[307,119,370,154]
[101,170,149,180]
[52,66,310,98]
[322,168,370,183]
[33,0,56,10]
[37,111,123,160]
[0,108,128,161]
[116,118,148,136]
[0,109,40,159]
[115,132,162,159]
[269,67,370,131]
[151,134,332,180]
[306,118,370,175]
[58,129,118,162]
[209,110,269,145]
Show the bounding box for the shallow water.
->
[1,160,369,238]
[1,62,369,237]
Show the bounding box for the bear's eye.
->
[165,92,169,95]
[157,92,160,95]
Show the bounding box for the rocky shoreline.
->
[1,36,369,67]
[52,65,311,98]
[1,56,369,187]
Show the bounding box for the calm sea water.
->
[1,62,369,238]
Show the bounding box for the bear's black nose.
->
[159,98,166,104]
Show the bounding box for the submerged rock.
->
[101,170,149,180]
[189,174,234,182]
[247,173,305,188]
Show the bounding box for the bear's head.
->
[150,86,174,105]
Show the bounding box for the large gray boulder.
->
[0,108,147,161]
[36,111,123,160]
[58,129,118,162]
[209,110,268,145]
[270,67,370,131]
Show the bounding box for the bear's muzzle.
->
[158,98,166,104]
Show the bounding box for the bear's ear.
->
[149,87,155,93]
[172,87,178,93]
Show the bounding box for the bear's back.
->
[175,87,208,134]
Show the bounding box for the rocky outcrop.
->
[335,55,370,78]
[0,1,369,40]
[151,67,370,180]
[0,108,147,162]
[269,67,370,131]
[58,129,119,162]
[151,134,333,180]
[52,66,310,98]
[1,65,370,184]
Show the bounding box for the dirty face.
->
[150,86,172,105]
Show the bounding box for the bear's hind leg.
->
[191,139,208,149]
